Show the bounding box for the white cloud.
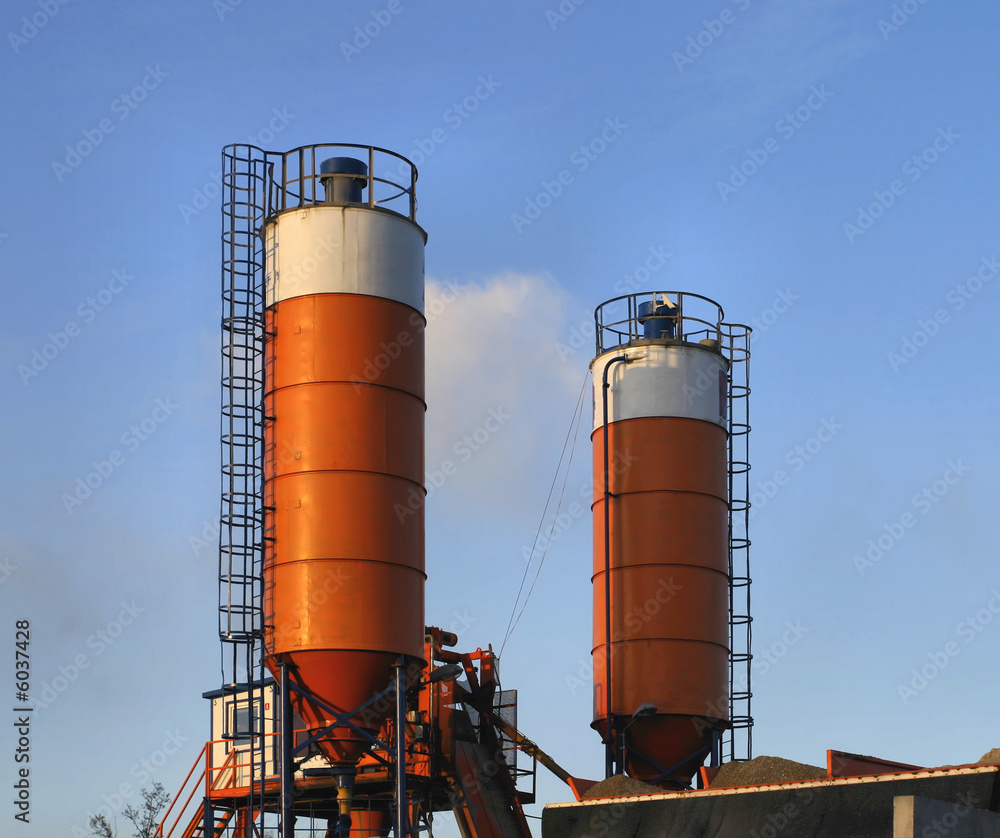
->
[424,272,585,514]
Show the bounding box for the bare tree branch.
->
[90,782,170,838]
[89,813,115,838]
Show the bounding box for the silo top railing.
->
[594,291,725,355]
[222,143,419,223]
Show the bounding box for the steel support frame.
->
[276,657,414,838]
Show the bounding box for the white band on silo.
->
[264,206,426,312]
[592,344,729,430]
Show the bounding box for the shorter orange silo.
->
[590,293,733,787]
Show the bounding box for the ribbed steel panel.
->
[264,207,425,311]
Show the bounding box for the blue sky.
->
[2,1,999,835]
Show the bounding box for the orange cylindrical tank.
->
[261,164,427,768]
[590,322,731,787]
[346,806,391,837]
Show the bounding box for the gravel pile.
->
[581,774,664,799]
[580,751,1000,800]
[710,756,826,788]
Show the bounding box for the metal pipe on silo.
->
[599,353,629,779]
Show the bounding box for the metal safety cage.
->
[723,323,752,764]
[220,144,271,827]
[220,144,269,686]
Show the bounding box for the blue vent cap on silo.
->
[637,299,677,340]
[319,156,369,204]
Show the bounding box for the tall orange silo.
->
[590,292,742,787]
[260,148,427,768]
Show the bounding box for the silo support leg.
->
[281,662,295,838]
